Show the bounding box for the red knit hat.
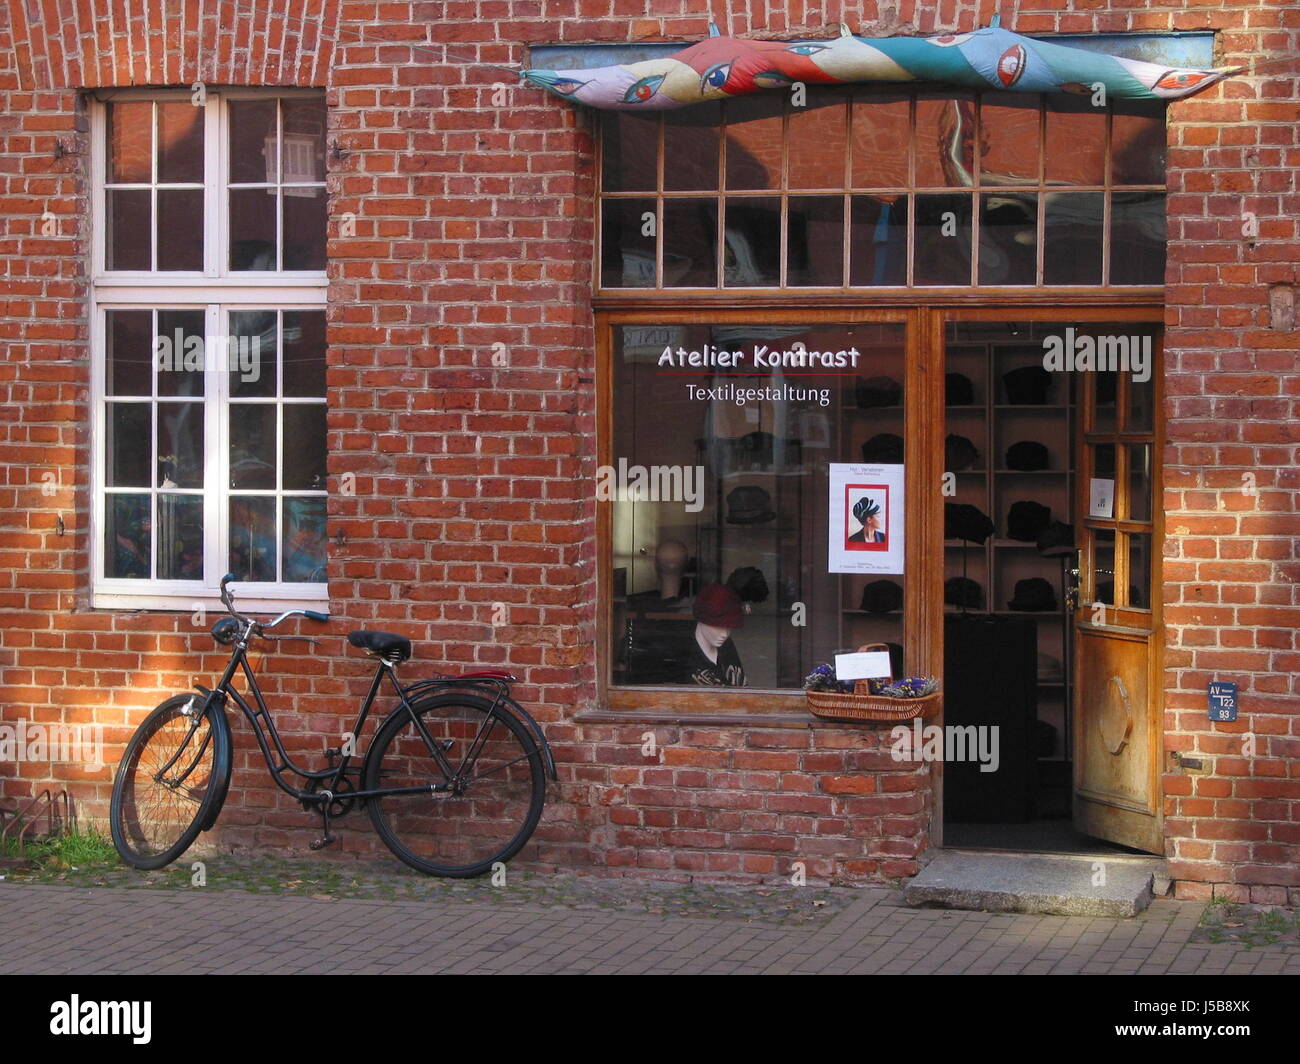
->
[693,583,745,629]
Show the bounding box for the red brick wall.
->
[0,1,1295,894]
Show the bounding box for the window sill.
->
[92,585,329,615]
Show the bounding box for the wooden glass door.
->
[1072,324,1163,853]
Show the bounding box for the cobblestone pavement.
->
[3,877,1299,974]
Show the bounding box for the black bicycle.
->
[110,574,555,878]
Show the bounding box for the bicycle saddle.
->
[347,630,412,663]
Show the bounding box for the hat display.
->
[944,503,995,544]
[1002,365,1052,405]
[1036,521,1076,557]
[1005,440,1050,471]
[725,566,769,604]
[1008,577,1057,611]
[945,372,974,406]
[1006,500,1052,541]
[694,582,745,628]
[944,576,983,609]
[861,433,904,463]
[734,430,774,468]
[860,579,903,614]
[945,433,980,472]
[855,375,902,409]
[725,485,776,525]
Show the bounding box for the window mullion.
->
[207,93,223,279]
[208,303,226,592]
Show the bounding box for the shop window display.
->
[609,322,907,691]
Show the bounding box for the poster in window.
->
[829,462,904,574]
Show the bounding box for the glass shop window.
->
[609,322,908,691]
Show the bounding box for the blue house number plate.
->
[1208,681,1238,722]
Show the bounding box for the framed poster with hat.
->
[828,463,905,575]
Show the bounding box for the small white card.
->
[834,651,893,681]
[1089,478,1115,519]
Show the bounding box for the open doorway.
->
[940,317,1163,857]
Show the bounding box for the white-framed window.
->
[90,89,329,611]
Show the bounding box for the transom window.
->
[598,89,1166,290]
[92,91,328,609]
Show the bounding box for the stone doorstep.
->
[902,850,1167,918]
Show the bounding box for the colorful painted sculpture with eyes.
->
[521,23,1234,109]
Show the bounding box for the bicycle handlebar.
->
[218,572,331,636]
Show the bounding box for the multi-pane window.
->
[599,89,1166,290]
[93,92,328,607]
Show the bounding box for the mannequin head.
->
[695,622,731,650]
[654,538,689,597]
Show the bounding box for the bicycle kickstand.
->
[309,792,336,851]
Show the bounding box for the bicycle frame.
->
[202,633,541,808]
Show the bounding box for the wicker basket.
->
[805,644,942,723]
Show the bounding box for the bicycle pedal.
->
[309,834,336,850]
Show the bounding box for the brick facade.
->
[0,1,1295,896]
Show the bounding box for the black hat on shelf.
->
[1002,365,1053,405]
[733,430,775,467]
[1008,577,1058,612]
[1006,500,1052,541]
[1005,440,1050,471]
[861,433,905,463]
[945,372,974,406]
[1036,520,1076,557]
[944,502,995,544]
[725,485,777,525]
[945,433,980,472]
[860,579,903,614]
[855,375,903,409]
[944,576,983,609]
[725,566,769,604]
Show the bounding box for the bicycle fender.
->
[196,689,235,832]
[498,696,559,783]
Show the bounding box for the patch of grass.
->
[0,826,117,869]
[1255,910,1288,933]
[45,828,118,868]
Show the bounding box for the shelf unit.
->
[944,340,1076,766]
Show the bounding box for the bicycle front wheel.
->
[364,692,545,878]
[110,694,230,870]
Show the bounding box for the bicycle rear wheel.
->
[364,692,545,878]
[110,694,230,870]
